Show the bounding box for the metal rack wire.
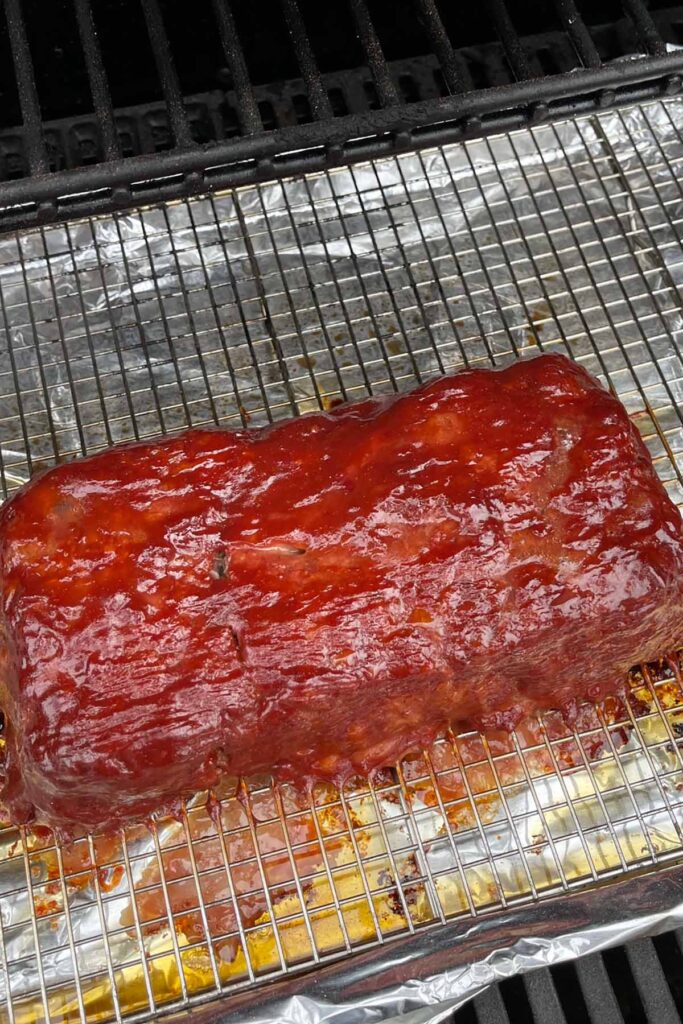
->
[1,96,683,1023]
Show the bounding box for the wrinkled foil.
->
[1,96,683,1024]
[197,863,683,1024]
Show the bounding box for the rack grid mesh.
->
[0,97,683,1024]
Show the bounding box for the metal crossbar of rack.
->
[0,95,683,1022]
[1,0,683,229]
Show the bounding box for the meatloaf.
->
[1,353,682,835]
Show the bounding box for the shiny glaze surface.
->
[1,353,682,835]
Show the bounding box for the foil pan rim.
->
[171,858,683,1024]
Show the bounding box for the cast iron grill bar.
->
[473,984,511,1023]
[3,0,48,176]
[1,51,683,230]
[279,0,333,120]
[486,0,533,81]
[574,955,626,1024]
[552,0,601,69]
[466,933,683,1024]
[414,0,466,94]
[72,0,121,162]
[523,967,568,1023]
[348,0,400,107]
[624,939,681,1023]
[139,0,193,149]
[623,0,669,57]
[211,0,263,134]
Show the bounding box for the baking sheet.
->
[0,96,683,1024]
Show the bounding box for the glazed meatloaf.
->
[1,353,682,835]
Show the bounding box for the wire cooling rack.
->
[0,97,683,1024]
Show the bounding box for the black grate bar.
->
[473,984,511,1023]
[140,0,192,148]
[624,938,681,1023]
[414,0,465,93]
[348,0,400,107]
[486,0,533,80]
[553,0,601,69]
[622,0,669,57]
[3,0,48,175]
[574,954,624,1024]
[211,0,263,134]
[280,0,333,119]
[72,0,120,161]
[0,47,682,230]
[523,968,568,1024]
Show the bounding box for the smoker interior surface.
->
[0,96,683,1023]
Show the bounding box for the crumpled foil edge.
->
[189,862,683,1024]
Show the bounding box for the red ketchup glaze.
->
[1,353,682,836]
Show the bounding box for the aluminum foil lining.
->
[0,95,683,1024]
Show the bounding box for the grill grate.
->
[455,932,683,1023]
[1,0,683,228]
[1,96,683,1022]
